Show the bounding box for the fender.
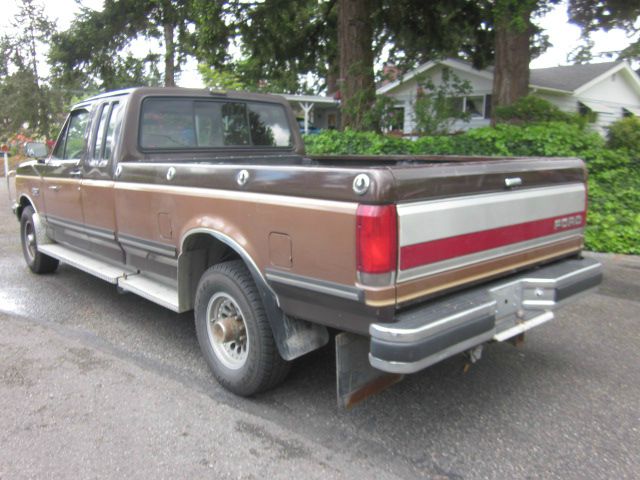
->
[18,195,53,248]
[180,228,329,361]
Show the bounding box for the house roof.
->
[376,58,493,94]
[377,58,640,97]
[529,62,621,92]
[279,94,339,106]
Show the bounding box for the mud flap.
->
[251,269,330,361]
[272,312,330,361]
[336,332,403,409]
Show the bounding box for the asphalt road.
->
[1,182,639,479]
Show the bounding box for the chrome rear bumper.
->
[369,257,603,374]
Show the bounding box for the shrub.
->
[412,67,472,135]
[303,129,415,155]
[303,124,638,255]
[607,116,640,154]
[494,95,579,125]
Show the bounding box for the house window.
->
[578,102,598,123]
[447,95,489,118]
[465,96,484,118]
[389,107,404,131]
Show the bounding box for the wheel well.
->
[178,233,242,311]
[16,196,33,220]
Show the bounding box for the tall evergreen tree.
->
[0,0,57,138]
[49,0,230,89]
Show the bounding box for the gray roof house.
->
[377,58,640,136]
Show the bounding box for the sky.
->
[2,0,638,89]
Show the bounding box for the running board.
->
[118,275,180,312]
[39,243,180,312]
[39,243,133,284]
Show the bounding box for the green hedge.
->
[304,124,639,255]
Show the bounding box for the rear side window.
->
[89,101,121,167]
[92,104,110,159]
[103,102,121,160]
[140,98,292,149]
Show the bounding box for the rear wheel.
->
[20,206,58,274]
[194,260,290,396]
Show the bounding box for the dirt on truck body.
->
[8,87,602,406]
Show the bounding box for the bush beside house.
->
[305,118,640,255]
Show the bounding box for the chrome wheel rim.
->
[23,220,36,261]
[206,292,249,369]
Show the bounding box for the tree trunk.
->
[491,1,534,124]
[163,22,176,87]
[27,17,49,136]
[326,59,339,97]
[338,0,375,130]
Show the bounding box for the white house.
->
[376,58,640,136]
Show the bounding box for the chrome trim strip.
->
[394,245,583,307]
[81,179,114,188]
[397,183,585,247]
[46,215,115,241]
[266,270,361,302]
[41,176,82,184]
[115,181,357,213]
[118,233,176,258]
[397,232,582,282]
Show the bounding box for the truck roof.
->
[73,86,290,109]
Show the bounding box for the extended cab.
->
[10,87,603,406]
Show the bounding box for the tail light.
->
[356,204,397,275]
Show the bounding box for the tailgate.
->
[391,160,586,305]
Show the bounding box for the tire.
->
[194,260,290,396]
[20,206,59,274]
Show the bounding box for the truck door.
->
[81,100,125,264]
[42,108,90,250]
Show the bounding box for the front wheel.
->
[20,206,59,274]
[194,260,290,396]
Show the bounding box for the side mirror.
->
[24,142,48,161]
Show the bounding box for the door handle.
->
[69,169,82,177]
[48,185,60,191]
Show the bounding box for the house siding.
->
[386,64,494,134]
[577,69,640,134]
[379,60,640,137]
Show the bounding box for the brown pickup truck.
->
[10,87,602,406]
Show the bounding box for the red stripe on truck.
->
[400,212,585,271]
